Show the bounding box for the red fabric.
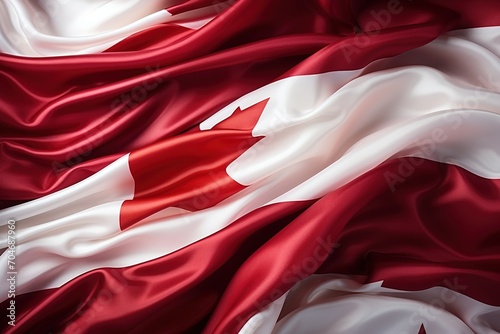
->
[205,160,500,333]
[121,99,267,229]
[3,158,500,334]
[2,0,500,208]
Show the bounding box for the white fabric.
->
[204,26,500,190]
[2,26,500,299]
[0,154,133,229]
[239,275,500,334]
[239,293,289,334]
[0,0,220,56]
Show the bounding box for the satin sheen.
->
[2,159,500,333]
[0,0,218,56]
[3,107,500,300]
[1,1,500,333]
[2,0,500,208]
[241,275,499,334]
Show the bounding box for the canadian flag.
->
[1,1,500,333]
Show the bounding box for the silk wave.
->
[1,108,500,301]
[0,0,222,56]
[2,26,500,300]
[239,275,500,334]
[2,14,500,208]
[2,158,500,333]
